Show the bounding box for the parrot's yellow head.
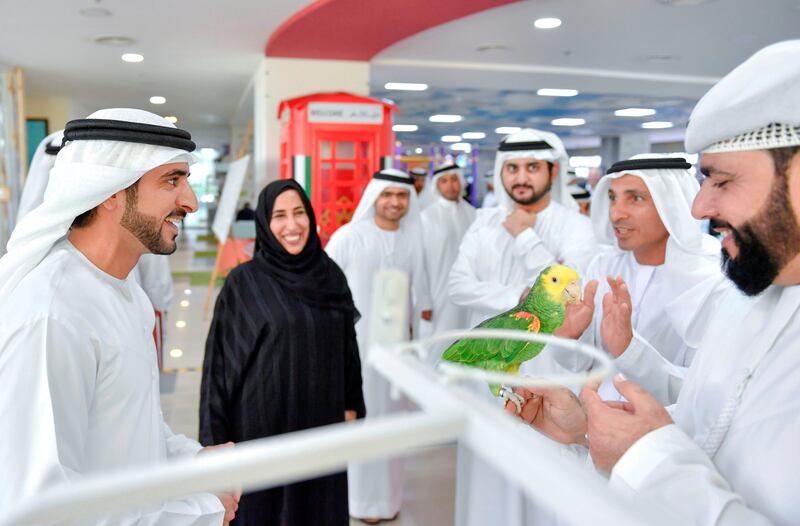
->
[535,265,582,306]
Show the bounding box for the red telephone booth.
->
[278,92,397,244]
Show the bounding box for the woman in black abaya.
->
[200,180,366,525]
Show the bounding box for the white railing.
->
[2,271,678,525]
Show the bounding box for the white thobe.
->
[326,219,431,519]
[610,282,800,525]
[0,240,224,525]
[546,248,719,405]
[132,254,175,312]
[450,201,598,328]
[448,202,597,526]
[419,196,475,363]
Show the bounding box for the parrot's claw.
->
[500,386,525,415]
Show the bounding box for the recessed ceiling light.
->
[442,135,462,143]
[451,143,472,152]
[150,96,166,105]
[81,7,112,17]
[384,82,428,91]
[393,124,418,132]
[495,126,522,134]
[97,36,135,47]
[552,118,585,126]
[475,42,508,52]
[462,132,486,139]
[121,53,144,63]
[184,289,192,295]
[175,320,187,328]
[169,348,183,358]
[180,300,190,307]
[429,114,463,123]
[642,53,675,62]
[615,108,656,117]
[537,88,578,97]
[164,116,178,124]
[534,17,562,29]
[641,121,674,129]
[414,147,423,154]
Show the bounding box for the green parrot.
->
[441,265,582,408]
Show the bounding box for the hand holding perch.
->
[504,385,588,446]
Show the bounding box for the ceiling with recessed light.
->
[375,86,694,148]
[0,0,797,151]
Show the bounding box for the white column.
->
[253,57,370,189]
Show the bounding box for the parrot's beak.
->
[563,280,581,305]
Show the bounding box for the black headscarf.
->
[253,180,357,317]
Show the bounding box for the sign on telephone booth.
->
[278,92,396,244]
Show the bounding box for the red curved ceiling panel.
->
[266,0,519,60]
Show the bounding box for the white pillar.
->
[253,57,370,190]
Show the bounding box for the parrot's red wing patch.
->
[512,311,534,320]
[527,316,541,333]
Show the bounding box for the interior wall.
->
[24,95,69,132]
[254,57,370,187]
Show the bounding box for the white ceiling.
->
[372,0,800,99]
[1,0,798,144]
[0,0,311,130]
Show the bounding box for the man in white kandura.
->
[419,163,475,362]
[449,128,597,526]
[0,108,236,525]
[326,168,432,524]
[17,129,176,363]
[512,39,800,525]
[449,128,597,329]
[547,153,721,405]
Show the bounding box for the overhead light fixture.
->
[551,118,585,126]
[164,116,178,124]
[537,88,578,97]
[180,300,190,308]
[641,121,674,129]
[414,147,423,154]
[429,114,463,123]
[169,348,183,358]
[96,36,135,47]
[534,17,562,29]
[615,108,656,117]
[121,53,144,63]
[81,7,112,17]
[184,289,192,295]
[462,132,486,140]
[150,96,166,105]
[392,124,418,132]
[475,42,508,52]
[175,320,187,328]
[442,135,462,143]
[495,126,522,134]
[642,53,675,63]
[451,143,472,152]
[384,82,428,91]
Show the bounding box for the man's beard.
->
[120,186,183,255]
[506,179,552,206]
[718,172,800,296]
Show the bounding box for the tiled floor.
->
[160,228,456,525]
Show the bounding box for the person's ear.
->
[550,162,560,182]
[100,190,124,212]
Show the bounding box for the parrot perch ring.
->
[381,328,614,392]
